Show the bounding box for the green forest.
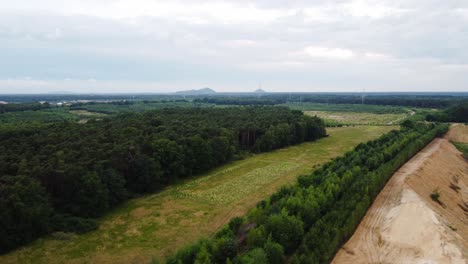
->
[0,106,326,253]
[425,102,468,123]
[167,121,448,264]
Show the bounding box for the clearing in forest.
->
[333,124,468,264]
[0,126,395,264]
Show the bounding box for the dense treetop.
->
[426,102,468,122]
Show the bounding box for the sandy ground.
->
[333,124,468,264]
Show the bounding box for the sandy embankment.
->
[332,124,468,264]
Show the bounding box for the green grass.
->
[0,126,397,264]
[452,141,468,158]
[305,111,408,126]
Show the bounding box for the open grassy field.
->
[305,110,408,126]
[69,110,108,117]
[0,126,396,264]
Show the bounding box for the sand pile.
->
[333,125,467,264]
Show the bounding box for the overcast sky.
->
[1,0,467,93]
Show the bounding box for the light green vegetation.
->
[305,111,408,126]
[69,110,108,123]
[0,126,396,264]
[452,141,468,158]
[69,110,108,117]
[0,108,78,124]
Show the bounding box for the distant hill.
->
[254,88,267,93]
[176,88,216,95]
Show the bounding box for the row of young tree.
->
[167,121,448,264]
[0,106,326,253]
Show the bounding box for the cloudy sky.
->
[1,0,467,93]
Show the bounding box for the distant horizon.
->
[1,90,468,96]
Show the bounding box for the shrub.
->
[430,189,442,205]
[50,214,98,234]
[237,248,268,264]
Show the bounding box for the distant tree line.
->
[194,97,283,106]
[167,121,448,264]
[0,106,326,253]
[196,94,468,108]
[426,102,468,122]
[0,103,51,114]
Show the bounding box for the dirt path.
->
[333,125,468,264]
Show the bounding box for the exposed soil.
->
[332,124,468,264]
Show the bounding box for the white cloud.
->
[364,52,392,60]
[305,46,355,59]
[344,0,408,19]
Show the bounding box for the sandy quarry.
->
[332,124,468,264]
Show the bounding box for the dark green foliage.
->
[401,119,414,128]
[286,103,409,114]
[426,102,468,122]
[247,226,267,248]
[0,176,52,253]
[430,189,442,205]
[50,214,98,234]
[0,108,78,124]
[0,106,326,253]
[228,217,244,234]
[194,243,212,264]
[168,122,448,263]
[237,248,268,264]
[265,211,304,253]
[211,237,237,263]
[0,102,51,113]
[194,94,468,108]
[263,238,284,264]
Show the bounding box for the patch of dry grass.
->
[305,111,407,126]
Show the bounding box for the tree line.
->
[0,106,326,253]
[0,103,51,114]
[167,121,448,264]
[195,94,468,108]
[425,102,468,122]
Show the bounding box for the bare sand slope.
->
[333,125,468,264]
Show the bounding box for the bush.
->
[0,176,52,253]
[430,189,443,205]
[237,248,268,264]
[228,217,244,233]
[263,238,284,264]
[265,211,304,253]
[50,214,98,234]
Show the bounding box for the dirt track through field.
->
[333,124,468,264]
